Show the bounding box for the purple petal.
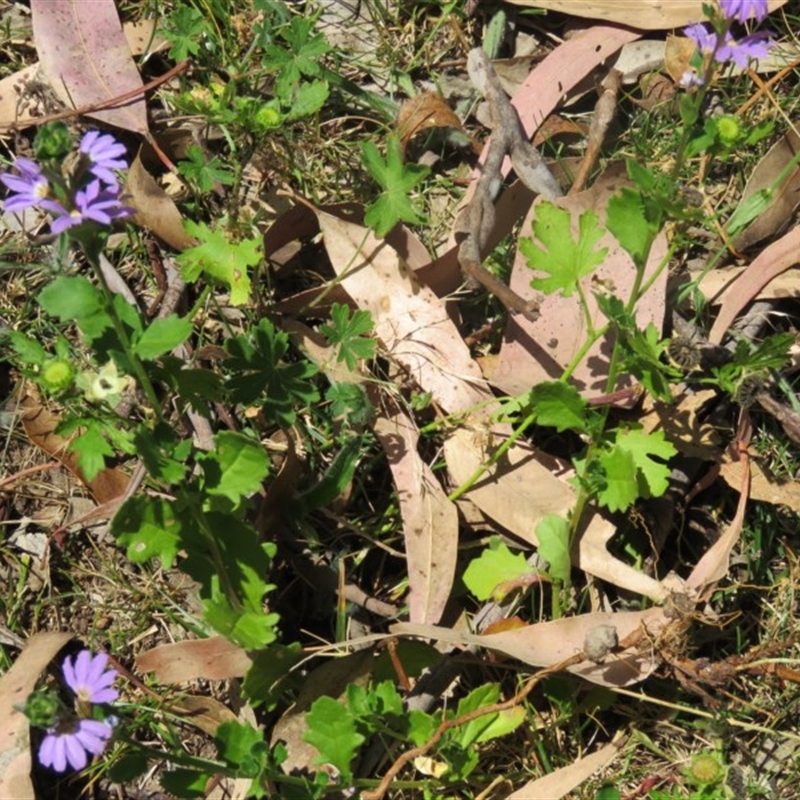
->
[38,733,62,771]
[64,734,88,771]
[62,653,79,693]
[13,158,43,180]
[50,212,82,234]
[84,652,109,688]
[75,719,113,755]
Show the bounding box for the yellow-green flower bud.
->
[40,358,74,392]
[717,115,740,146]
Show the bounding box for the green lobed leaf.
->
[285,79,329,120]
[7,331,47,364]
[66,422,115,480]
[520,201,608,297]
[606,187,660,270]
[199,431,270,506]
[111,495,185,568]
[450,684,501,748]
[304,696,365,782]
[39,275,104,321]
[320,303,376,371]
[463,538,532,601]
[596,445,638,512]
[613,427,675,498]
[536,514,571,584]
[133,315,193,360]
[362,136,429,237]
[215,720,269,780]
[529,381,588,432]
[178,221,260,306]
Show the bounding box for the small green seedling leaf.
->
[289,436,362,517]
[529,381,588,433]
[520,202,608,297]
[362,135,429,237]
[536,514,571,584]
[304,696,365,782]
[320,303,376,370]
[463,538,533,601]
[177,144,236,193]
[178,221,261,306]
[133,315,192,360]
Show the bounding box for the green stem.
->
[85,249,163,419]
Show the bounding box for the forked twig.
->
[454,49,563,321]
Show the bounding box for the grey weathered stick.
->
[455,49,563,321]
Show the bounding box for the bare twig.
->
[454,49,563,321]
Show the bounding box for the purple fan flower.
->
[1,158,63,215]
[684,23,721,54]
[63,650,119,705]
[49,180,133,234]
[716,30,773,67]
[79,131,128,186]
[720,0,769,23]
[39,718,113,773]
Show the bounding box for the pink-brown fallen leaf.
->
[687,415,751,599]
[508,732,629,799]
[126,152,197,251]
[709,226,800,344]
[502,0,787,30]
[0,632,73,800]
[732,128,800,252]
[374,407,458,625]
[696,265,800,303]
[30,0,149,135]
[135,637,252,683]
[493,164,668,397]
[170,695,238,737]
[16,383,129,505]
[314,205,491,415]
[393,607,670,687]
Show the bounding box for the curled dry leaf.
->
[393,607,670,687]
[501,0,787,30]
[397,92,464,154]
[126,151,197,251]
[135,637,252,683]
[0,632,73,800]
[30,0,148,134]
[733,128,800,252]
[374,407,458,625]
